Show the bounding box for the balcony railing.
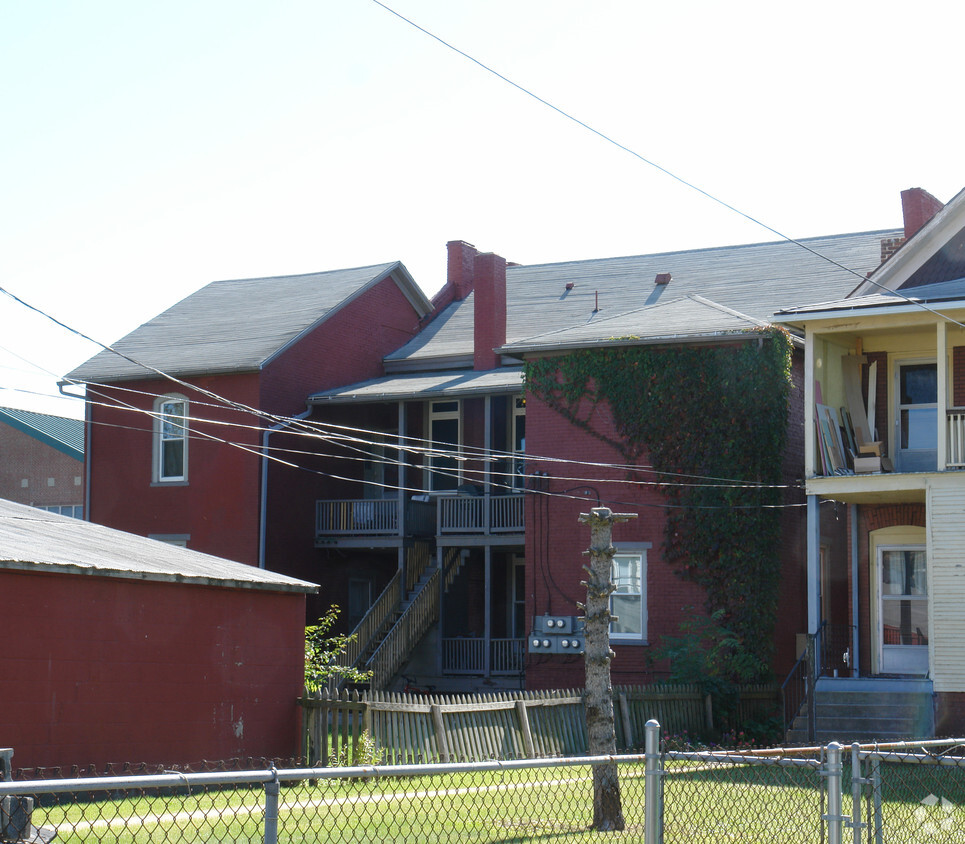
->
[441,637,525,675]
[438,493,525,534]
[315,498,436,537]
[947,408,965,468]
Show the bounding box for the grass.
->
[22,756,965,843]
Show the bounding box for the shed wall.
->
[1,569,306,770]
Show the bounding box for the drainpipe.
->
[850,504,859,677]
[260,408,311,569]
[806,495,821,636]
[58,381,89,520]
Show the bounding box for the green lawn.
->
[24,758,965,843]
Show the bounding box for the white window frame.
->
[154,394,189,484]
[511,396,526,489]
[426,399,461,492]
[610,544,650,643]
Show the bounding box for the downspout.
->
[58,381,89,520]
[260,407,311,569]
[850,503,859,677]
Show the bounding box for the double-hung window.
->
[427,400,460,491]
[155,395,188,483]
[610,549,648,642]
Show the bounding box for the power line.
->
[370,0,965,332]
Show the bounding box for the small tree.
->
[579,506,637,832]
[304,605,372,694]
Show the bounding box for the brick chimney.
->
[447,240,479,301]
[473,252,507,371]
[901,187,944,239]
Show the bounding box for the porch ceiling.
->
[806,473,928,504]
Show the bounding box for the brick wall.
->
[954,347,965,407]
[88,373,264,564]
[0,423,83,509]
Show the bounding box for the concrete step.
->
[787,677,934,744]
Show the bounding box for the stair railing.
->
[366,566,441,690]
[781,622,823,743]
[332,571,403,689]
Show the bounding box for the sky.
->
[2,0,963,419]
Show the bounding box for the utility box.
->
[528,616,585,653]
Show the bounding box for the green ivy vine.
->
[524,329,794,681]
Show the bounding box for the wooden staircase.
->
[336,544,466,692]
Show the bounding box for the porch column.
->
[807,495,821,636]
[437,545,445,676]
[937,319,948,470]
[484,395,492,533]
[484,544,492,677]
[804,326,816,477]
[398,402,406,586]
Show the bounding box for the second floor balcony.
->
[315,491,525,545]
[794,309,965,504]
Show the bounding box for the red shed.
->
[0,498,316,771]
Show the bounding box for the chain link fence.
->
[2,724,964,842]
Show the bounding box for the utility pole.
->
[579,506,637,832]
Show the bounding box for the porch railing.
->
[316,499,398,535]
[315,498,437,538]
[441,637,525,675]
[438,493,524,534]
[947,408,965,468]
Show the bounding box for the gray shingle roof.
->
[0,406,84,460]
[310,368,523,405]
[67,263,429,383]
[387,230,898,364]
[502,295,768,353]
[0,498,317,593]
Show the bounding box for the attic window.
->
[654,273,672,286]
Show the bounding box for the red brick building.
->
[68,223,900,697]
[0,406,84,517]
[65,264,432,622]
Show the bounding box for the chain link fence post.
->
[264,765,279,844]
[645,718,662,844]
[870,754,883,844]
[849,742,864,844]
[826,742,844,844]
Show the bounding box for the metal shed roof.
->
[0,406,84,460]
[66,262,430,383]
[0,499,317,593]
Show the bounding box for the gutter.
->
[259,408,311,569]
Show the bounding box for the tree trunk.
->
[579,506,636,832]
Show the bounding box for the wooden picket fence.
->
[298,683,780,765]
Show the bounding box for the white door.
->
[879,546,928,675]
[895,361,937,472]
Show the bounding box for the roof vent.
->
[654,273,672,286]
[565,282,575,290]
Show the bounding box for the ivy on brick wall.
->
[524,329,794,681]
